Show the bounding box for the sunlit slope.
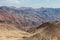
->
[0,23,31,40]
[0,21,60,40]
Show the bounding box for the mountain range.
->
[0,6,60,31]
[0,6,60,40]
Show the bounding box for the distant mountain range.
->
[0,6,60,31]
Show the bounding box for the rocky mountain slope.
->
[0,6,60,31]
[0,6,60,40]
[25,21,60,40]
[0,6,60,23]
[0,21,60,40]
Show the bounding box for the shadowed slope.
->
[25,21,60,40]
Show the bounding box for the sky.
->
[0,0,60,8]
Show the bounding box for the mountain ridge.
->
[0,6,60,31]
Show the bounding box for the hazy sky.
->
[0,0,60,8]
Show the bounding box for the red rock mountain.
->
[0,10,38,31]
[0,11,26,30]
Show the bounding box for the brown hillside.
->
[0,23,31,40]
[25,21,60,40]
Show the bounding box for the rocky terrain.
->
[0,21,60,40]
[25,21,60,40]
[0,6,60,40]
